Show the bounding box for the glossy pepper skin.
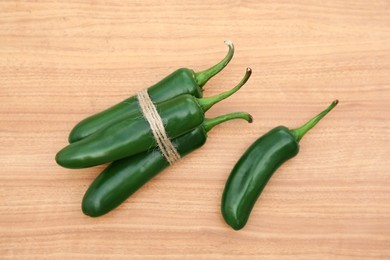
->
[222,126,299,230]
[68,41,234,143]
[82,112,253,217]
[56,68,252,169]
[222,100,338,230]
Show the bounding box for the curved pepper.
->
[56,68,252,169]
[221,100,338,230]
[82,112,253,217]
[68,41,234,143]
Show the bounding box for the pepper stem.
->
[203,112,253,133]
[197,67,251,112]
[195,40,235,88]
[291,100,339,142]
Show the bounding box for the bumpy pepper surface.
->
[55,69,252,169]
[222,100,338,230]
[82,112,253,217]
[68,41,234,143]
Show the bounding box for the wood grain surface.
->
[1,0,390,259]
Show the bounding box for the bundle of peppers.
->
[56,41,338,230]
[56,41,253,215]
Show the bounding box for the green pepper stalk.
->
[56,68,252,169]
[82,111,253,217]
[221,100,338,230]
[68,41,235,143]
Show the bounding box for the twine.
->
[136,89,181,165]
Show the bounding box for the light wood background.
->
[1,0,389,259]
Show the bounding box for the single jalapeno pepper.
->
[222,100,338,230]
[68,41,234,143]
[82,112,253,217]
[55,68,252,169]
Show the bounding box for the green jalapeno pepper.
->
[68,41,234,143]
[222,100,338,230]
[56,68,252,169]
[82,111,253,217]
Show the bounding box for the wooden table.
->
[1,1,389,259]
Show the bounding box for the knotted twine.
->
[136,89,181,165]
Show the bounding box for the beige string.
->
[136,89,181,165]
